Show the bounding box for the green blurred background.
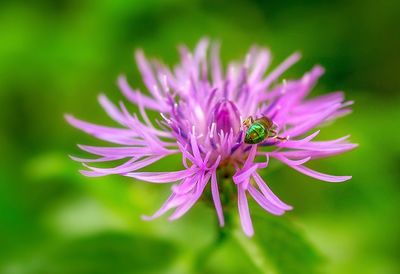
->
[1,0,399,273]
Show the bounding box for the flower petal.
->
[124,168,197,183]
[211,171,224,226]
[81,156,164,177]
[252,172,292,210]
[237,185,254,237]
[248,184,286,215]
[169,172,211,220]
[275,155,351,183]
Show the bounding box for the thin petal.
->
[282,103,342,138]
[81,156,164,176]
[211,171,224,226]
[257,52,301,91]
[190,133,203,165]
[169,172,211,220]
[248,184,286,215]
[233,164,258,184]
[243,145,257,170]
[211,42,223,86]
[237,185,254,237]
[124,168,197,183]
[142,193,179,220]
[275,155,351,182]
[252,172,292,210]
[98,94,127,126]
[69,155,127,163]
[118,75,164,111]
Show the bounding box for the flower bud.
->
[210,100,241,135]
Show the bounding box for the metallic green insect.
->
[243,116,287,144]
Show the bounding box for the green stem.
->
[233,222,278,274]
[193,213,231,273]
[194,175,276,274]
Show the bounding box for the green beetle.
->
[243,116,287,144]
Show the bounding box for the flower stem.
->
[193,212,231,273]
[233,222,277,274]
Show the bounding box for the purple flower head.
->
[66,39,357,236]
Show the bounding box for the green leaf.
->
[32,231,177,274]
[234,214,323,274]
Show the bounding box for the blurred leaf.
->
[204,235,260,274]
[33,231,177,274]
[234,214,323,274]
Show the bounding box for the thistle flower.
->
[66,39,356,236]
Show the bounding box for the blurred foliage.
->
[252,214,322,274]
[33,232,176,274]
[0,0,399,273]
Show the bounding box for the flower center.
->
[210,99,241,135]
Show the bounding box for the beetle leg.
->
[269,130,277,138]
[275,136,289,141]
[269,130,288,141]
[243,116,254,128]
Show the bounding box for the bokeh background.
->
[1,0,399,273]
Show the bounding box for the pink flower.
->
[66,39,356,236]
